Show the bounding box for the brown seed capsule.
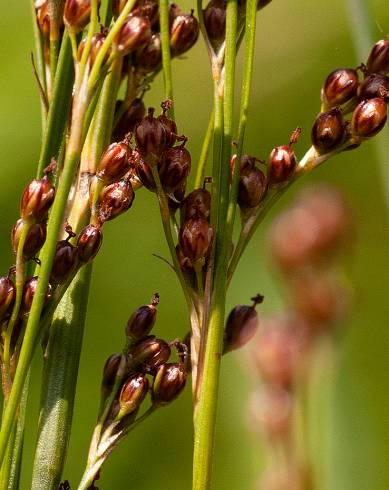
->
[20,174,55,223]
[181,188,211,222]
[130,335,171,372]
[366,39,389,75]
[168,180,186,214]
[50,240,78,283]
[12,219,47,260]
[133,0,159,25]
[113,98,146,142]
[268,146,297,185]
[159,145,191,193]
[223,294,263,353]
[152,362,187,405]
[236,155,267,209]
[359,74,389,101]
[36,1,50,39]
[96,141,131,184]
[101,353,124,400]
[77,32,107,65]
[77,224,103,262]
[322,68,359,107]
[22,276,53,313]
[64,0,94,32]
[115,14,151,56]
[203,0,226,47]
[133,33,162,74]
[135,108,168,160]
[98,178,135,222]
[179,216,213,267]
[311,107,345,154]
[351,97,387,138]
[118,373,149,417]
[126,293,159,341]
[133,150,156,190]
[0,276,16,321]
[170,11,199,56]
[157,101,177,148]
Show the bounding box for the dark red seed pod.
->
[159,145,191,193]
[115,14,151,56]
[130,335,171,372]
[126,293,159,341]
[268,146,297,185]
[359,74,389,101]
[101,353,124,400]
[223,294,263,353]
[50,240,78,283]
[77,224,103,262]
[98,178,135,222]
[351,97,387,138]
[366,39,389,75]
[311,107,345,154]
[77,32,107,65]
[133,33,162,74]
[22,276,52,312]
[322,68,359,107]
[135,108,168,160]
[0,276,16,321]
[179,216,213,267]
[20,175,55,223]
[37,1,50,39]
[170,11,199,56]
[168,180,186,214]
[203,0,226,46]
[152,363,187,405]
[133,0,159,26]
[96,141,131,184]
[237,159,267,209]
[157,101,177,148]
[113,98,146,142]
[181,188,211,222]
[12,219,47,260]
[64,0,94,32]
[133,150,156,190]
[118,373,149,417]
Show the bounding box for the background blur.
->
[1,1,389,488]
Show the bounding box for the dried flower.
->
[159,144,191,193]
[64,0,94,32]
[20,174,55,224]
[179,216,213,268]
[98,178,135,222]
[268,146,296,185]
[126,293,159,342]
[118,373,149,417]
[130,336,171,372]
[135,108,168,161]
[170,11,199,56]
[96,141,131,184]
[322,68,359,108]
[12,219,47,260]
[50,239,78,284]
[0,276,16,321]
[351,97,387,138]
[152,363,187,405]
[311,107,345,154]
[77,224,103,263]
[359,74,389,101]
[366,39,389,75]
[157,101,177,148]
[133,33,162,74]
[180,187,211,222]
[203,0,226,47]
[115,14,151,56]
[235,155,267,209]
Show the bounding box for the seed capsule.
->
[223,294,263,353]
[22,276,52,312]
[64,0,94,32]
[159,145,191,193]
[170,11,199,56]
[77,32,107,65]
[135,108,168,160]
[268,146,297,185]
[152,363,187,405]
[113,98,146,143]
[179,216,213,268]
[118,373,149,417]
[50,240,78,283]
[203,0,226,46]
[235,155,267,209]
[322,68,359,108]
[0,277,16,321]
[366,39,389,75]
[133,33,162,74]
[12,219,47,260]
[101,353,124,400]
[130,336,171,372]
[98,178,135,222]
[20,174,55,224]
[77,224,103,262]
[133,150,156,190]
[311,107,345,154]
[181,188,211,222]
[126,293,159,341]
[157,102,177,148]
[359,73,389,101]
[115,14,151,56]
[96,141,131,184]
[351,97,387,138]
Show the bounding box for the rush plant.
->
[0,1,388,489]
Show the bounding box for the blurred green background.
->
[1,1,389,488]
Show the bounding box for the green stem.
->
[31,266,92,490]
[194,110,214,189]
[159,0,174,117]
[36,33,74,178]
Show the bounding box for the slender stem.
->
[159,0,174,117]
[194,110,214,189]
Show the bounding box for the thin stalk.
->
[194,110,214,189]
[31,266,92,490]
[36,33,74,178]
[159,0,174,117]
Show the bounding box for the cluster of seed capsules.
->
[91,295,187,469]
[248,185,352,490]
[312,39,389,155]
